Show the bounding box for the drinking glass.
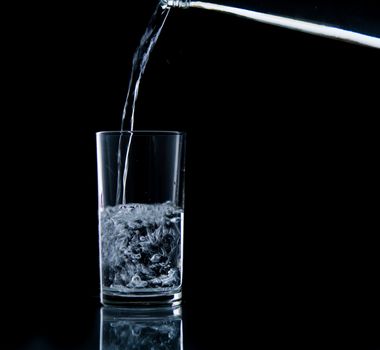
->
[96,131,185,305]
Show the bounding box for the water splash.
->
[100,202,183,293]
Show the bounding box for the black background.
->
[1,1,379,349]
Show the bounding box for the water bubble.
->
[100,202,182,292]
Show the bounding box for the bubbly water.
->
[100,202,183,293]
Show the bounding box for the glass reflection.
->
[100,306,183,350]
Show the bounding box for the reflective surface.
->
[101,306,182,350]
[4,298,380,349]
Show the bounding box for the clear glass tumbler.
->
[96,131,186,306]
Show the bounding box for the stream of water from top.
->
[116,4,170,205]
[116,0,380,204]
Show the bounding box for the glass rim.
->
[96,130,185,136]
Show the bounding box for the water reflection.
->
[100,306,183,350]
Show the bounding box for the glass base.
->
[101,289,182,306]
